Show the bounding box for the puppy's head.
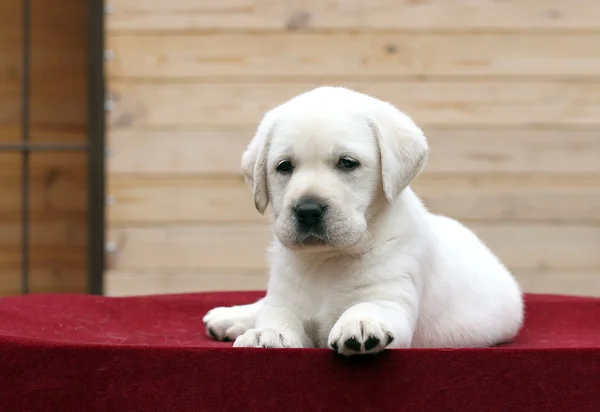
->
[242,87,428,251]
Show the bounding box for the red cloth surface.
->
[0,292,599,412]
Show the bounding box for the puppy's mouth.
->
[300,233,328,246]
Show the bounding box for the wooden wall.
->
[104,0,600,297]
[0,0,88,295]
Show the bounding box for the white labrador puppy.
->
[203,87,524,356]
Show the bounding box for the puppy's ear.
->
[370,103,428,202]
[241,111,276,214]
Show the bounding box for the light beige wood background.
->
[104,0,600,297]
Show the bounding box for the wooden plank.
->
[0,83,20,142]
[107,226,273,271]
[0,247,87,295]
[107,0,600,31]
[108,129,600,175]
[0,183,87,221]
[107,174,600,224]
[104,269,600,298]
[108,176,261,224]
[108,81,600,129]
[0,0,88,296]
[0,0,21,143]
[0,152,85,178]
[30,0,87,143]
[29,79,87,144]
[0,151,88,295]
[105,269,267,297]
[0,218,87,248]
[106,224,600,272]
[0,269,87,296]
[0,87,86,143]
[424,129,600,174]
[517,272,600,297]
[108,131,248,175]
[0,246,87,271]
[416,175,600,223]
[0,0,87,144]
[0,153,87,221]
[107,32,600,79]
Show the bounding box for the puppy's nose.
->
[294,200,325,227]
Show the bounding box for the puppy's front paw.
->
[203,305,254,342]
[233,328,302,348]
[328,317,394,356]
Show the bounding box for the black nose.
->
[294,200,325,227]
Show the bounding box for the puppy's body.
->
[204,87,524,355]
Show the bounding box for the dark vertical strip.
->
[87,0,105,295]
[20,0,31,295]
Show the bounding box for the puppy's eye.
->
[276,160,294,174]
[338,156,359,171]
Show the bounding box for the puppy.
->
[203,87,524,355]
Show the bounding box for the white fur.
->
[203,87,524,355]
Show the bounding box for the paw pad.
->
[344,337,362,351]
[364,336,380,351]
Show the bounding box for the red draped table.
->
[1,292,599,412]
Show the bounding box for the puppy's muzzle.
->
[293,198,327,231]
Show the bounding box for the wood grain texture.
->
[0,149,87,297]
[105,269,267,297]
[0,217,87,288]
[108,176,261,224]
[106,224,600,272]
[0,269,87,296]
[0,219,87,248]
[105,269,600,297]
[0,246,87,273]
[29,0,87,143]
[517,272,600,297]
[0,0,87,144]
[108,81,600,129]
[0,153,87,221]
[107,174,600,224]
[106,226,272,271]
[107,0,600,31]
[107,32,600,79]
[0,0,21,143]
[0,1,89,295]
[108,129,600,175]
[0,154,88,252]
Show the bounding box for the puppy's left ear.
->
[370,103,428,202]
[241,111,277,214]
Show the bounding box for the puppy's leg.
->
[203,298,263,341]
[233,303,312,348]
[328,300,416,356]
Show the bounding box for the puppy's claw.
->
[233,328,303,348]
[208,328,217,339]
[203,305,256,342]
[385,332,394,346]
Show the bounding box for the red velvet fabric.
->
[1,292,599,412]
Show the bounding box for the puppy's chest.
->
[295,285,343,347]
[276,263,364,346]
